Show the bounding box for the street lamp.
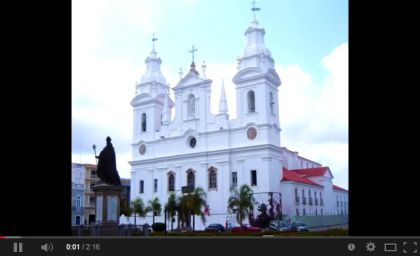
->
[92,144,98,165]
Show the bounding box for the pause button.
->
[13,242,23,253]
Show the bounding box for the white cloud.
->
[318,43,349,129]
[72,53,139,177]
[184,0,199,5]
[103,0,161,34]
[278,64,320,133]
[204,63,238,117]
[72,0,106,56]
[279,43,348,189]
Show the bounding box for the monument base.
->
[92,182,122,236]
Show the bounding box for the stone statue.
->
[96,136,121,186]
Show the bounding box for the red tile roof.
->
[282,168,323,187]
[291,167,329,177]
[333,185,348,192]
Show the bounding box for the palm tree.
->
[190,187,207,231]
[147,197,162,225]
[165,193,177,231]
[177,194,189,230]
[131,197,149,227]
[227,184,255,227]
[175,187,207,231]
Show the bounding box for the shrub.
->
[152,222,166,232]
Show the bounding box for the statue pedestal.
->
[92,183,122,236]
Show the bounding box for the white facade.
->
[334,188,348,216]
[280,182,324,217]
[128,16,347,229]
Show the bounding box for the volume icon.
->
[41,243,53,252]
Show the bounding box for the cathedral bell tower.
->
[232,13,281,141]
[131,34,173,144]
[232,3,284,191]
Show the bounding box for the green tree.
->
[164,193,177,231]
[131,197,150,227]
[176,187,207,231]
[176,194,189,230]
[190,187,207,231]
[227,184,255,227]
[147,197,162,225]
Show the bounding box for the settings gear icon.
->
[366,241,376,252]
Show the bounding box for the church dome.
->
[140,50,167,85]
[140,67,167,85]
[244,44,272,57]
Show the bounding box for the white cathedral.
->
[127,14,348,230]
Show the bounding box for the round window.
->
[247,127,257,140]
[139,144,146,155]
[189,137,197,148]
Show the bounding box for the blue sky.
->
[89,0,347,82]
[72,0,348,189]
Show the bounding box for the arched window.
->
[208,167,217,189]
[247,90,255,113]
[187,169,195,188]
[141,113,147,132]
[76,216,80,225]
[188,94,195,118]
[168,172,175,192]
[270,92,275,114]
[296,208,299,216]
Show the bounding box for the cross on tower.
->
[189,45,198,63]
[152,33,158,50]
[251,0,261,19]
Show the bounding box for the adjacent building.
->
[72,163,131,225]
[71,182,84,226]
[72,163,99,225]
[72,163,84,226]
